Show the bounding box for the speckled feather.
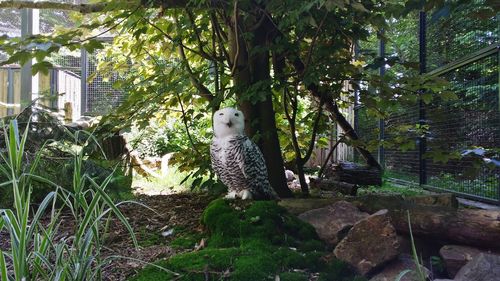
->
[210,108,277,200]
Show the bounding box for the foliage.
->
[131,199,365,281]
[0,119,139,280]
[0,109,132,208]
[0,0,476,192]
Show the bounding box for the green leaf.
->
[32,61,53,75]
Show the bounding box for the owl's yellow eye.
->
[235,113,239,117]
[219,113,224,116]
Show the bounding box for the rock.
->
[454,253,500,281]
[279,198,342,215]
[285,169,295,182]
[439,245,482,278]
[334,209,400,276]
[298,201,369,247]
[370,254,430,281]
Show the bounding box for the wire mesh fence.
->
[0,1,126,119]
[355,1,499,204]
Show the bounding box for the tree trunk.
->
[229,9,292,198]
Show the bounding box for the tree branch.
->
[177,42,215,103]
[0,0,223,13]
[0,0,111,13]
[185,9,216,61]
[302,99,324,164]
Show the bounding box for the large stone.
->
[439,245,482,278]
[370,254,430,281]
[454,253,500,281]
[279,198,342,215]
[298,201,369,247]
[334,209,400,276]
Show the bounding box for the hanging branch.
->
[210,12,232,67]
[303,98,325,163]
[230,0,240,75]
[177,43,215,103]
[0,0,112,13]
[174,92,202,157]
[143,17,216,61]
[185,9,216,61]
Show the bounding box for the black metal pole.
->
[418,11,427,185]
[353,42,360,163]
[378,30,385,168]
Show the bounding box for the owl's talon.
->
[240,190,253,200]
[224,191,237,200]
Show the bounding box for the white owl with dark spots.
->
[210,107,277,200]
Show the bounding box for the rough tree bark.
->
[229,8,292,198]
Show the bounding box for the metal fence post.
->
[378,31,385,168]
[418,11,427,185]
[80,47,88,116]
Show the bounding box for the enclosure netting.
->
[0,0,126,116]
[356,1,499,203]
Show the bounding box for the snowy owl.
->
[210,107,277,200]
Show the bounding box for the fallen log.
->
[281,194,500,250]
[353,197,500,250]
[324,162,382,186]
[309,177,358,196]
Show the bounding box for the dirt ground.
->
[0,193,214,281]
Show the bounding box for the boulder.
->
[334,209,400,276]
[298,201,369,247]
[439,245,482,278]
[370,254,430,281]
[454,253,500,281]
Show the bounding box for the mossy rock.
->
[131,199,364,281]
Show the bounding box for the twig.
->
[230,0,240,75]
[174,92,202,157]
[318,136,343,178]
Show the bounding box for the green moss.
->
[279,272,309,281]
[131,199,363,281]
[318,259,367,281]
[232,254,277,281]
[170,231,205,249]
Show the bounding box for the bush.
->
[0,119,138,280]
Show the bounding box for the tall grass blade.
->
[406,211,427,281]
[0,250,9,281]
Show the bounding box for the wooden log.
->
[324,162,382,186]
[281,194,500,250]
[309,177,358,196]
[351,195,500,250]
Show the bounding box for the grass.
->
[0,120,139,280]
[358,179,428,197]
[384,169,499,200]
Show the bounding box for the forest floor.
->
[0,192,215,281]
[100,193,214,280]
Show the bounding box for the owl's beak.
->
[226,120,233,127]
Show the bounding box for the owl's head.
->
[213,107,245,138]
